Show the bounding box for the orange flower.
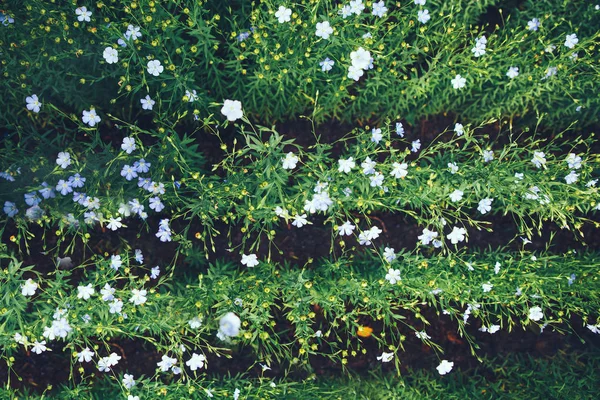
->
[357,325,373,338]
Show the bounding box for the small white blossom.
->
[21,278,38,296]
[77,284,95,300]
[241,254,259,268]
[449,189,464,202]
[275,6,292,23]
[140,95,155,110]
[75,6,92,22]
[506,66,519,79]
[282,152,299,170]
[447,227,467,244]
[451,74,466,89]
[417,9,430,24]
[385,268,401,284]
[26,94,42,113]
[102,47,118,64]
[437,360,454,375]
[529,306,543,321]
[82,109,101,127]
[527,18,540,31]
[315,21,333,40]
[477,198,493,214]
[338,221,356,236]
[221,99,243,121]
[146,60,164,76]
[564,33,578,49]
[377,352,394,362]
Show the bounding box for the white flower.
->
[121,136,136,153]
[451,74,466,89]
[32,340,49,354]
[26,94,42,113]
[102,47,118,64]
[506,66,519,79]
[411,139,421,153]
[377,352,394,362]
[21,278,38,296]
[338,157,355,173]
[347,65,364,81]
[157,355,178,372]
[186,353,207,371]
[390,162,408,179]
[358,226,382,246]
[109,299,123,314]
[282,152,299,169]
[107,217,123,231]
[319,57,334,72]
[185,89,198,102]
[471,36,487,57]
[385,268,401,284]
[383,247,396,262]
[221,99,243,121]
[275,6,292,23]
[372,1,388,17]
[140,95,155,110]
[417,9,430,24]
[369,172,384,187]
[126,24,142,40]
[101,284,115,301]
[150,266,160,279]
[189,316,203,329]
[77,284,95,300]
[396,122,405,137]
[482,150,494,162]
[527,18,540,31]
[454,123,464,136]
[349,0,365,15]
[218,312,241,339]
[241,254,259,268]
[82,109,101,127]
[565,171,579,184]
[56,179,73,196]
[531,151,546,168]
[361,157,376,175]
[129,288,147,306]
[482,282,493,293]
[585,179,597,188]
[121,164,138,181]
[447,227,466,244]
[414,0,426,5]
[449,189,464,202]
[75,6,92,22]
[123,374,136,389]
[149,197,165,212]
[371,128,383,144]
[447,162,459,174]
[56,151,72,169]
[350,47,371,70]
[418,228,438,246]
[477,198,493,214]
[292,214,308,228]
[315,21,333,40]
[437,360,454,375]
[565,153,582,169]
[528,306,543,321]
[415,331,431,340]
[339,5,353,18]
[146,60,164,76]
[564,33,578,49]
[338,221,356,236]
[77,347,94,362]
[587,324,600,334]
